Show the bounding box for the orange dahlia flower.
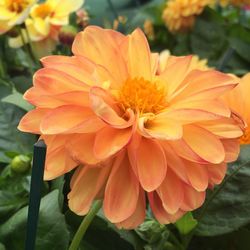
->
[222,73,250,144]
[162,0,210,32]
[18,26,243,228]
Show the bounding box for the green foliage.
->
[175,212,197,235]
[195,145,250,236]
[0,190,70,250]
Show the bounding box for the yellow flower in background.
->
[143,19,155,40]
[0,0,36,34]
[27,0,83,41]
[158,50,209,73]
[162,0,211,32]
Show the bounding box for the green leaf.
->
[0,85,35,162]
[175,212,198,235]
[195,145,250,236]
[0,190,70,250]
[2,92,33,111]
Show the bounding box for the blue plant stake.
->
[25,140,47,250]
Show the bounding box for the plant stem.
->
[217,47,234,71]
[107,0,119,19]
[169,231,184,250]
[182,160,250,249]
[69,200,102,250]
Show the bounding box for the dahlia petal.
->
[18,108,50,134]
[66,133,100,165]
[185,161,208,192]
[103,152,139,223]
[151,52,159,75]
[33,68,90,94]
[138,116,183,140]
[169,139,207,164]
[160,142,189,184]
[68,165,111,215]
[207,163,227,186]
[90,87,135,128]
[94,126,132,159]
[157,169,183,214]
[197,119,243,138]
[181,185,205,211]
[40,105,104,134]
[183,125,225,164]
[222,139,240,162]
[172,70,237,102]
[41,58,97,87]
[72,26,128,85]
[136,138,167,192]
[170,100,231,118]
[26,90,90,108]
[42,135,77,180]
[116,188,145,229]
[124,28,152,80]
[148,192,185,224]
[159,55,192,97]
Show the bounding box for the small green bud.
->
[11,155,31,173]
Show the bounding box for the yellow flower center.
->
[7,0,29,13]
[118,77,167,114]
[240,127,250,144]
[32,3,52,18]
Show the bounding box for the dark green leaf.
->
[0,190,70,250]
[195,145,250,236]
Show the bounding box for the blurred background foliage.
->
[0,0,250,249]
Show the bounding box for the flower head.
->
[19,26,243,228]
[162,0,210,32]
[0,0,36,34]
[222,73,250,144]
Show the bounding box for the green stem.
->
[24,28,37,63]
[69,200,102,250]
[169,232,184,250]
[217,47,234,71]
[182,160,250,250]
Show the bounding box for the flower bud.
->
[58,25,78,46]
[11,155,31,173]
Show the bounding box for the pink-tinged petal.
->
[127,132,142,176]
[42,135,77,180]
[66,133,101,165]
[183,125,225,164]
[184,161,208,192]
[181,185,205,211]
[157,169,184,214]
[40,105,105,134]
[160,142,189,184]
[171,70,237,103]
[197,118,244,139]
[94,126,132,159]
[207,163,227,186]
[32,68,90,94]
[41,57,98,87]
[123,28,152,80]
[136,138,167,192]
[104,152,139,223]
[159,56,192,97]
[72,26,128,85]
[148,192,185,224]
[169,100,231,118]
[169,139,207,164]
[221,139,240,162]
[138,115,183,140]
[26,89,90,108]
[90,87,135,128]
[18,108,50,134]
[68,165,111,215]
[116,188,145,229]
